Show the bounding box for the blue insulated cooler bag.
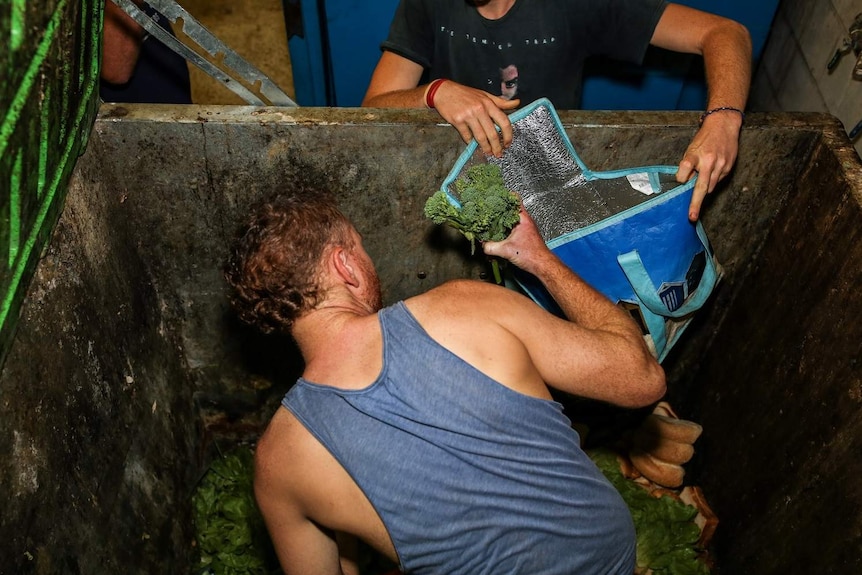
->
[440,99,721,362]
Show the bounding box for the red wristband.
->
[424,79,447,109]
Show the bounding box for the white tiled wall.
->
[751,0,862,156]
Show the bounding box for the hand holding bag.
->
[440,99,721,362]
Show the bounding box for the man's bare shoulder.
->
[254,406,397,558]
[411,278,522,306]
[403,278,554,399]
[406,278,538,321]
[256,406,367,493]
[255,407,315,486]
[254,406,351,506]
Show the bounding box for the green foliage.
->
[425,164,520,283]
[191,446,396,575]
[589,449,710,575]
[192,447,279,575]
[425,164,521,284]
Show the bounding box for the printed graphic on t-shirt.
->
[438,24,557,50]
[436,24,560,101]
[500,64,519,100]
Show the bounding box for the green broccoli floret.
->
[424,164,520,283]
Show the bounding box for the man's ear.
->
[331,246,360,288]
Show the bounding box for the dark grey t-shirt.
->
[381,0,667,108]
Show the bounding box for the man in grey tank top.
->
[224,190,666,574]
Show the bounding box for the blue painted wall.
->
[287,0,399,106]
[581,0,781,110]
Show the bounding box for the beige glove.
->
[629,402,703,488]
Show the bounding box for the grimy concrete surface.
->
[0,105,860,574]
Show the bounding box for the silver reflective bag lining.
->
[443,100,683,242]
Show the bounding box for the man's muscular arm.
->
[651,3,752,221]
[254,417,357,575]
[482,208,665,406]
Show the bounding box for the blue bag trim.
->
[649,171,661,194]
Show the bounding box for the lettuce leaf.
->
[589,448,711,575]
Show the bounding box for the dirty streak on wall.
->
[0,163,200,573]
[668,116,862,574]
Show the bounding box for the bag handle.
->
[616,222,719,319]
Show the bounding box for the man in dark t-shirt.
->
[362,0,752,223]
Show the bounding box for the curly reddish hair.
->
[224,192,353,334]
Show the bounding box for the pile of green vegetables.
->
[589,449,711,575]
[191,447,395,575]
[192,447,279,575]
[424,163,521,284]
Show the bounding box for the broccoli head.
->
[424,164,520,283]
[424,163,520,255]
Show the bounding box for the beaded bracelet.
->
[424,79,447,109]
[699,106,745,126]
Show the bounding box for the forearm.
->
[701,21,752,111]
[362,51,426,108]
[529,251,643,341]
[362,85,429,109]
[652,5,752,112]
[485,210,640,339]
[513,248,665,406]
[654,6,752,219]
[101,0,145,84]
[485,212,664,404]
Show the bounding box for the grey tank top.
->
[282,301,636,575]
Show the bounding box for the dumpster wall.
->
[680,126,862,574]
[0,106,859,574]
